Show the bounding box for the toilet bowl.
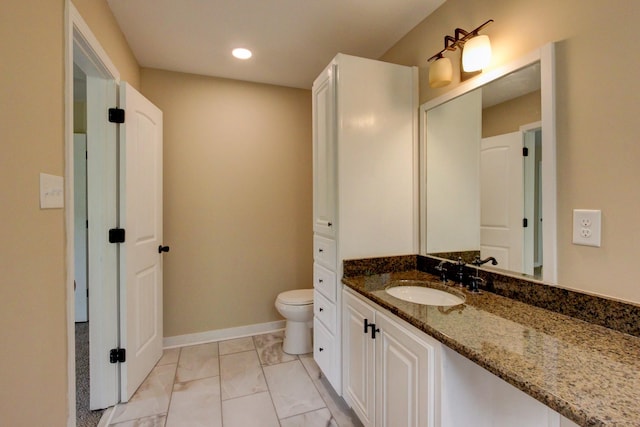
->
[275,289,314,355]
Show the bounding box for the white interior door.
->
[522,126,541,275]
[74,133,88,322]
[480,131,523,273]
[119,82,164,401]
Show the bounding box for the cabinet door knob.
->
[328,222,333,227]
[319,279,324,283]
[319,307,324,312]
[319,347,324,352]
[319,248,324,253]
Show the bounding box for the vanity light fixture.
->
[429,54,453,88]
[232,48,252,60]
[427,19,493,88]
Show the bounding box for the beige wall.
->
[482,90,541,138]
[382,0,640,303]
[141,69,313,337]
[0,0,139,425]
[0,1,67,425]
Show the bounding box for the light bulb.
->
[462,35,491,72]
[429,57,453,88]
[232,48,252,60]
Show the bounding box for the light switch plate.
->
[572,209,601,247]
[40,173,64,209]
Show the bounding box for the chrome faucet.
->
[472,255,498,267]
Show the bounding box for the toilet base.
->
[282,320,312,355]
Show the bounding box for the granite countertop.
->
[342,269,640,427]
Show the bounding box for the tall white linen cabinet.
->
[312,54,418,394]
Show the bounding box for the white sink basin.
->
[385,285,464,306]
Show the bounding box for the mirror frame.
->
[419,43,557,284]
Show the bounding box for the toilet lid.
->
[277,289,314,305]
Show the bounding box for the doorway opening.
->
[72,63,105,426]
[67,6,165,425]
[66,3,120,425]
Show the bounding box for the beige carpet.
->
[76,322,104,427]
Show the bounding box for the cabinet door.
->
[375,312,435,427]
[312,64,336,238]
[343,290,376,427]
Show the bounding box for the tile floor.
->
[98,331,362,427]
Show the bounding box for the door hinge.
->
[108,107,125,124]
[110,348,126,364]
[108,228,126,243]
[523,218,528,227]
[523,147,529,157]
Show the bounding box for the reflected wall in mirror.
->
[419,44,556,283]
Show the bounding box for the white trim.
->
[411,66,420,253]
[419,43,557,284]
[64,4,75,425]
[66,2,121,424]
[540,43,557,284]
[69,4,119,82]
[163,320,286,349]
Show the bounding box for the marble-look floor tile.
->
[175,342,219,383]
[110,363,176,423]
[222,391,280,427]
[165,376,222,427]
[219,337,255,355]
[299,354,363,427]
[263,359,325,419]
[157,348,180,366]
[280,408,338,427]
[98,407,113,427]
[110,414,166,427]
[220,350,267,400]
[253,331,298,366]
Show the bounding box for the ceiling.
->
[481,62,541,108]
[107,0,445,89]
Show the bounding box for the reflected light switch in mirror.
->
[40,173,64,209]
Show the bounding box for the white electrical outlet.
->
[572,209,601,247]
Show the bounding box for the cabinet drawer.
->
[314,290,336,333]
[314,318,335,379]
[313,263,336,301]
[313,234,336,269]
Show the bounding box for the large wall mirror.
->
[419,43,557,284]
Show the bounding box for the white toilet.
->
[275,289,314,355]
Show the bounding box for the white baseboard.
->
[163,320,286,349]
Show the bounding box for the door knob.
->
[158,245,170,253]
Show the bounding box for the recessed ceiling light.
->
[232,48,252,60]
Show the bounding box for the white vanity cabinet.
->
[343,288,583,427]
[441,346,581,427]
[343,288,440,427]
[312,53,418,395]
